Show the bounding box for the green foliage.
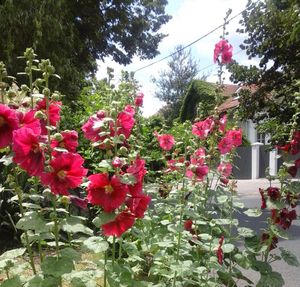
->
[229,0,300,144]
[0,0,170,100]
[180,80,217,122]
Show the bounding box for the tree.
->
[0,0,170,100]
[152,45,199,104]
[228,0,300,143]
[180,80,217,122]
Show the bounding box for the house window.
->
[257,132,266,144]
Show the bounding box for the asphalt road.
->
[235,179,300,287]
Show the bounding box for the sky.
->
[96,0,256,117]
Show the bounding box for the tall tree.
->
[228,0,300,143]
[0,0,170,100]
[152,45,199,104]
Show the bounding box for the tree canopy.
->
[0,0,171,100]
[228,0,300,143]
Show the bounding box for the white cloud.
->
[96,0,251,117]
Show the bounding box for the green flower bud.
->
[34,110,46,119]
[43,88,50,97]
[53,133,63,141]
[60,196,70,205]
[119,146,128,155]
[118,134,126,142]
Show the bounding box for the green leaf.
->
[217,195,228,204]
[61,216,93,235]
[279,247,300,266]
[60,248,81,262]
[120,173,137,185]
[25,275,43,287]
[244,208,262,217]
[41,256,74,277]
[92,212,116,226]
[83,236,109,253]
[0,248,26,260]
[270,225,289,239]
[1,276,22,287]
[233,201,245,208]
[16,211,48,232]
[237,227,255,238]
[257,272,284,287]
[222,243,235,253]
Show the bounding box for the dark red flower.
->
[216,235,224,264]
[87,173,128,212]
[69,195,88,209]
[184,220,194,233]
[288,165,297,177]
[0,104,19,148]
[126,194,151,218]
[102,211,135,237]
[134,93,144,107]
[35,98,61,134]
[12,128,45,176]
[295,158,300,168]
[272,208,297,230]
[214,39,233,64]
[41,153,87,195]
[51,130,78,154]
[220,177,229,185]
[259,188,267,209]
[195,165,209,180]
[266,187,281,201]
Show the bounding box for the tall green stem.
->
[112,235,116,267]
[52,198,60,257]
[104,251,107,287]
[16,187,37,274]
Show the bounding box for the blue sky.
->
[97,0,256,116]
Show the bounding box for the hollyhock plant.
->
[259,188,267,209]
[127,157,147,195]
[216,235,225,264]
[126,194,151,218]
[154,132,175,151]
[266,186,281,201]
[41,152,87,195]
[35,98,61,134]
[0,103,19,148]
[12,127,45,176]
[226,129,242,147]
[51,130,78,153]
[217,162,232,177]
[115,106,135,138]
[102,210,136,237]
[87,173,129,212]
[213,39,233,64]
[261,233,278,251]
[192,118,214,140]
[134,92,144,107]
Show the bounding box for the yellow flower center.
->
[104,184,114,194]
[59,141,65,148]
[57,170,66,179]
[0,116,6,127]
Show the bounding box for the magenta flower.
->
[226,129,242,147]
[192,118,214,140]
[217,162,232,177]
[218,137,233,154]
[134,92,144,107]
[155,132,175,151]
[213,39,233,64]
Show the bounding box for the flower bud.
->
[7,90,17,98]
[34,110,46,119]
[43,88,50,97]
[43,188,55,200]
[119,146,128,155]
[51,92,61,101]
[118,134,126,142]
[60,196,71,205]
[21,84,29,92]
[53,133,63,141]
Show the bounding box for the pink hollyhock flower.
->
[13,128,45,176]
[0,104,19,148]
[127,157,147,195]
[35,98,61,134]
[155,133,175,151]
[226,129,242,147]
[192,118,214,140]
[102,211,135,237]
[267,187,281,201]
[41,153,87,195]
[195,165,209,180]
[219,114,227,133]
[126,194,151,218]
[213,39,233,64]
[18,110,41,135]
[115,107,135,139]
[217,162,232,177]
[218,137,233,154]
[51,130,78,153]
[259,188,267,209]
[134,92,144,107]
[220,177,229,185]
[81,111,108,142]
[87,173,128,212]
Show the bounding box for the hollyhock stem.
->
[52,197,60,257]
[104,251,107,287]
[16,186,37,274]
[118,237,123,259]
[112,235,116,267]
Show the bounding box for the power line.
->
[133,5,250,74]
